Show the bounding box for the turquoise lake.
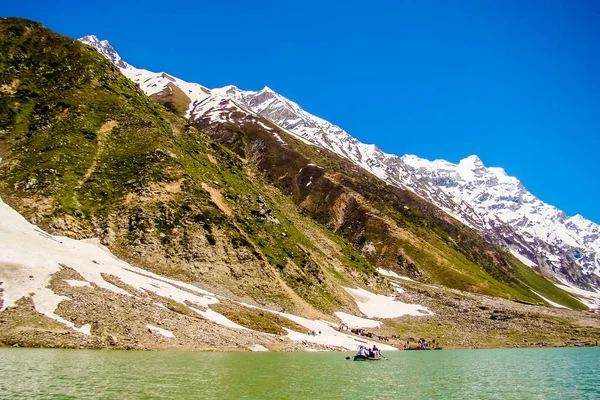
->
[0,347,598,399]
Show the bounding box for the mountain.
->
[78,33,600,292]
[1,19,413,350]
[74,31,596,306]
[78,35,127,68]
[214,87,600,292]
[398,155,600,288]
[2,18,600,351]
[78,35,600,292]
[78,36,259,126]
[3,21,393,321]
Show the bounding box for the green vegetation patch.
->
[210,301,305,335]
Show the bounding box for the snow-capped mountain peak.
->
[79,35,128,69]
[79,35,600,290]
[457,154,485,177]
[211,86,600,289]
[78,36,263,125]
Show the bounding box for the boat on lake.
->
[353,345,382,360]
[353,355,381,361]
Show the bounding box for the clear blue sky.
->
[3,0,599,223]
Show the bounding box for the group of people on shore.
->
[403,338,440,350]
[350,328,390,342]
[337,324,390,342]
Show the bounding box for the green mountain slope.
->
[0,18,387,319]
[201,116,586,310]
[0,15,586,330]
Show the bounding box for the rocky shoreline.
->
[2,277,599,352]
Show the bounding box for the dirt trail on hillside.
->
[79,120,119,186]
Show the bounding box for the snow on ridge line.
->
[79,35,600,289]
[0,196,246,332]
[80,38,600,292]
[223,82,600,286]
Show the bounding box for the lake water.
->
[0,347,598,399]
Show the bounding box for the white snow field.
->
[343,287,433,318]
[334,312,382,329]
[237,302,396,351]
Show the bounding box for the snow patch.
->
[530,290,569,309]
[390,281,405,294]
[271,132,286,145]
[334,312,382,328]
[555,282,600,309]
[283,327,395,352]
[0,196,243,333]
[344,287,433,318]
[146,324,175,338]
[376,268,415,282]
[509,249,538,267]
[195,308,248,330]
[248,344,269,352]
[78,324,92,335]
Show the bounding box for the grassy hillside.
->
[0,17,586,319]
[0,18,383,317]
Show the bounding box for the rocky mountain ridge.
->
[212,87,600,291]
[78,35,600,291]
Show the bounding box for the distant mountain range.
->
[79,35,600,291]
